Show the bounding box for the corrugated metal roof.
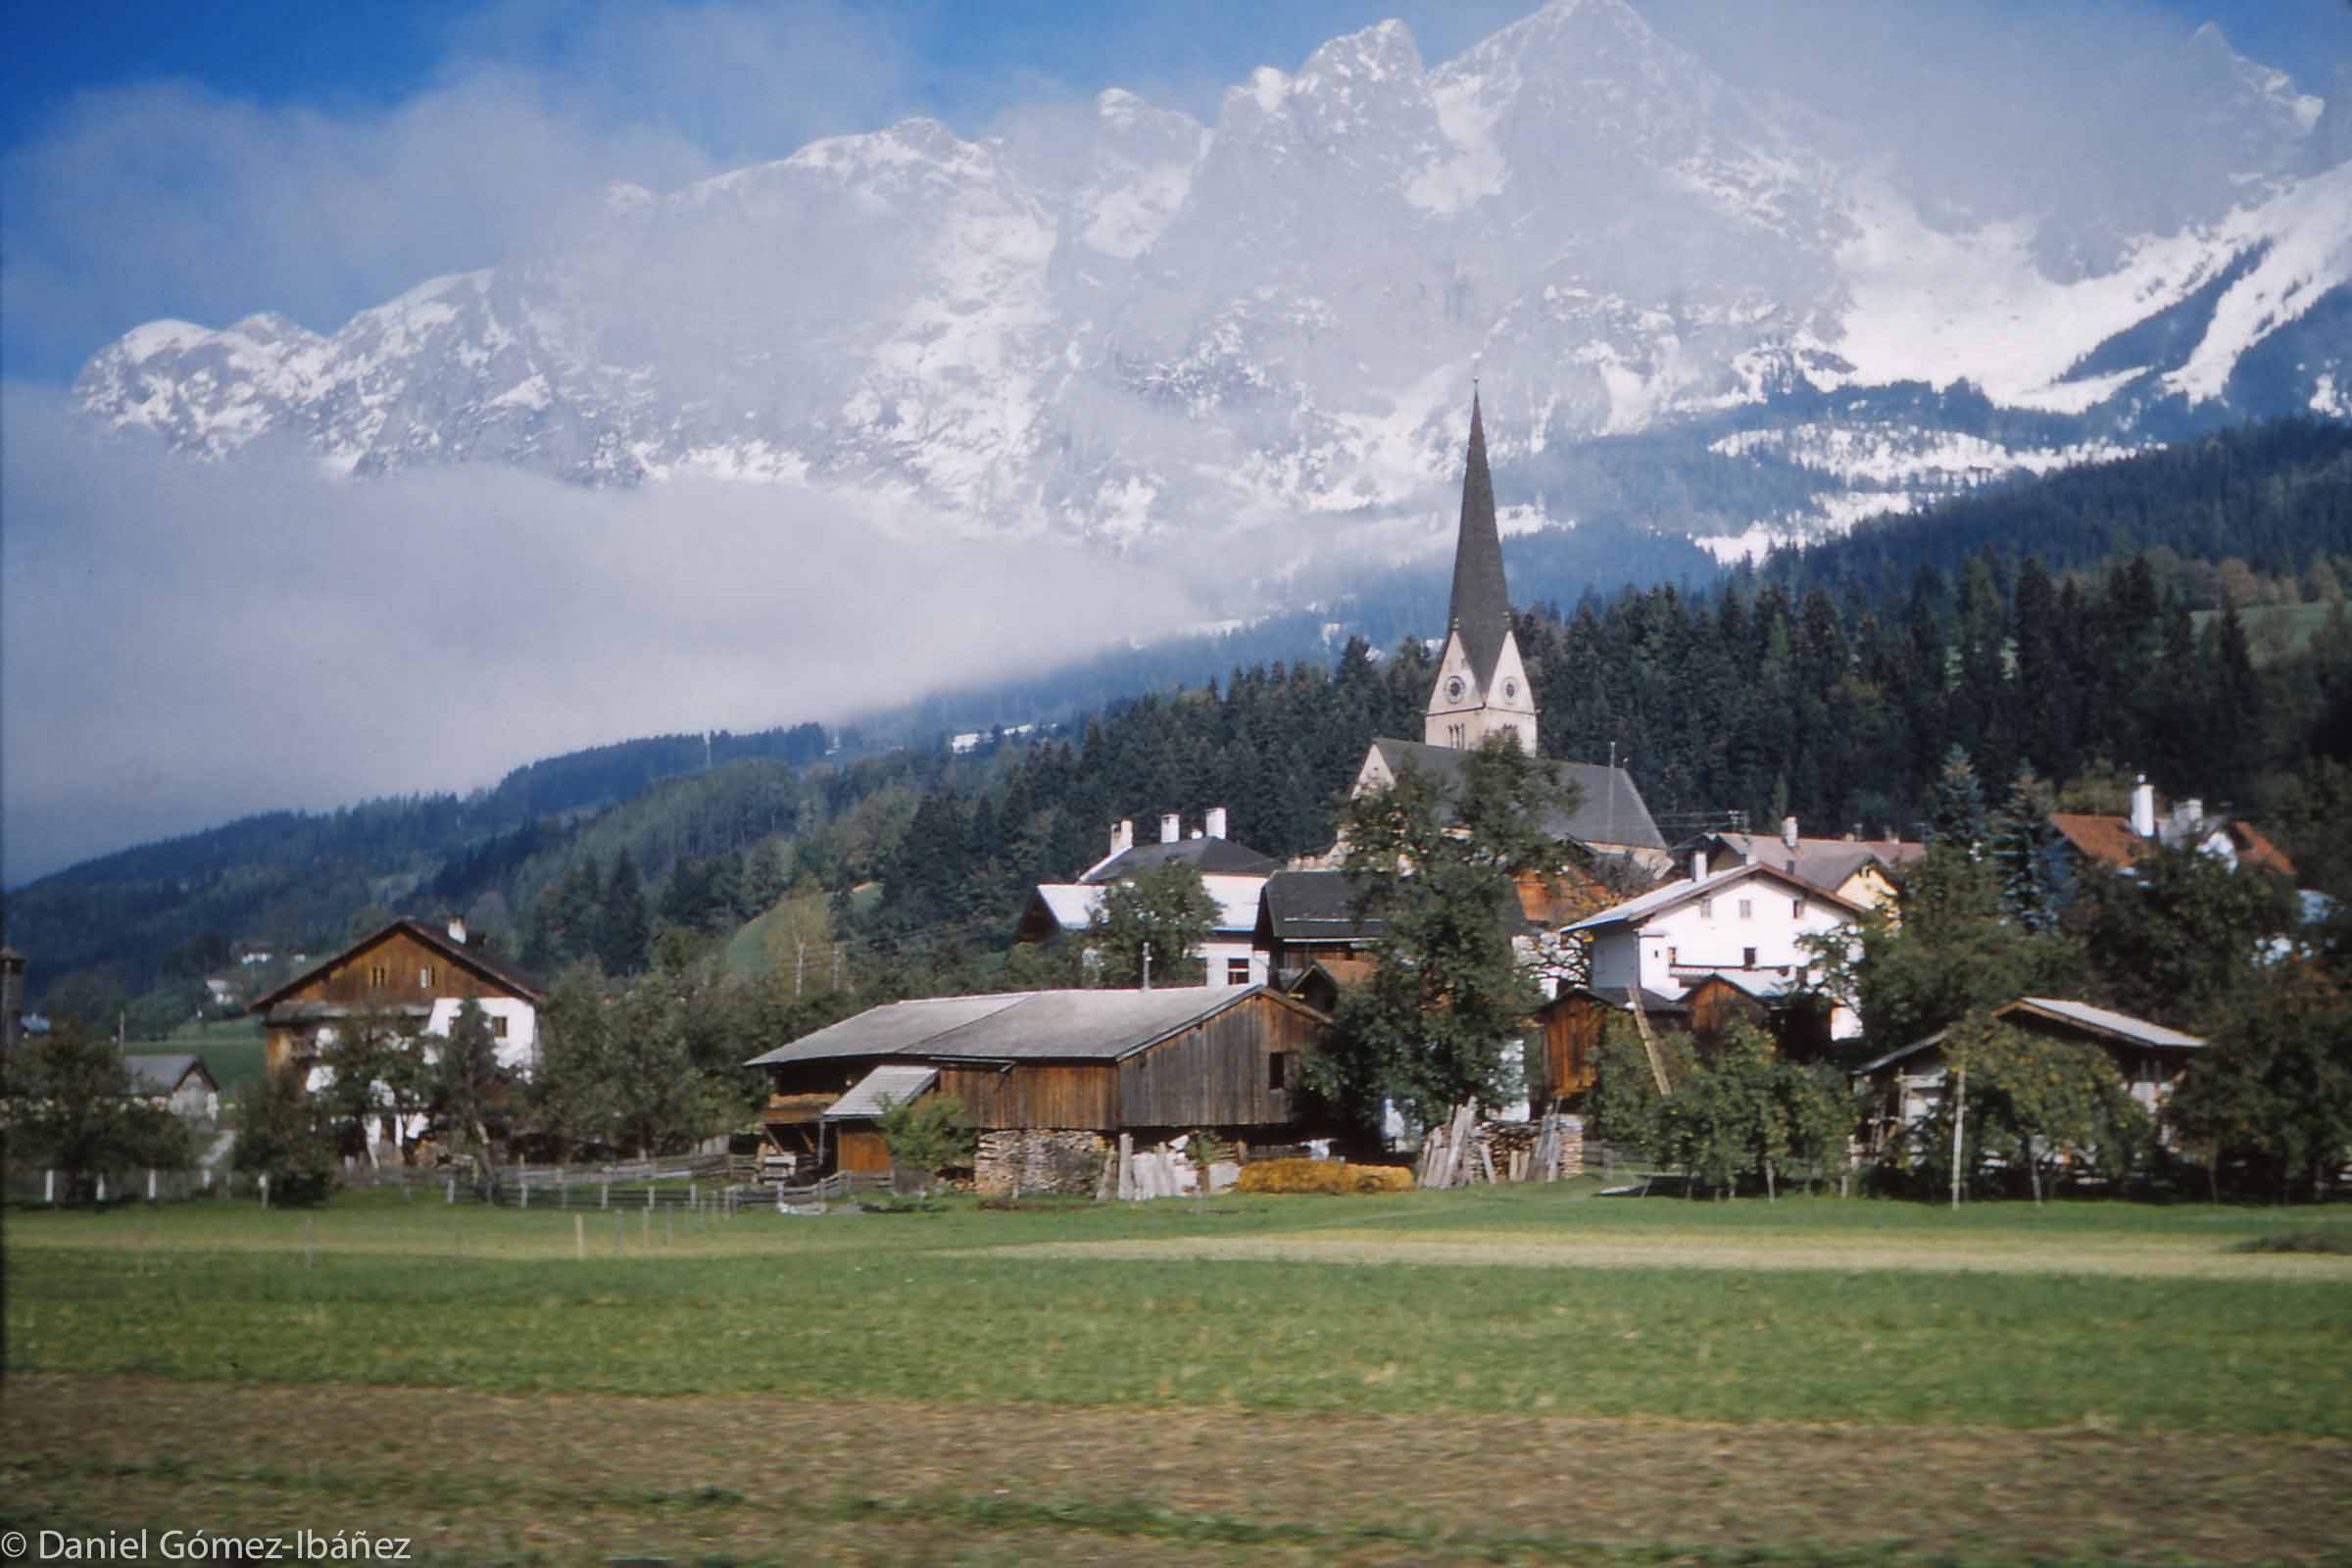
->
[824,1064,939,1120]
[744,987,1273,1068]
[2012,998,2206,1050]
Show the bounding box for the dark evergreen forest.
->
[12,418,2350,1024]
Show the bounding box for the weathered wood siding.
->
[1536,997,1605,1104]
[275,930,521,1009]
[837,1129,891,1174]
[1118,992,1323,1129]
[932,1063,1118,1130]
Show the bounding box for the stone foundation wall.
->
[975,1129,1110,1196]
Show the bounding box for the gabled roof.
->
[1078,837,1280,885]
[2047,813,2146,870]
[744,986,1318,1068]
[1446,388,1513,689]
[247,917,545,1014]
[121,1053,217,1094]
[1564,861,1865,935]
[1545,984,1691,1017]
[1363,738,1665,850]
[1679,832,1922,894]
[1256,869,1385,945]
[1023,874,1264,937]
[1854,996,2207,1076]
[2049,811,2298,880]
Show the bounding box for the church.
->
[1348,386,1664,862]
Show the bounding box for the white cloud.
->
[0,385,1205,883]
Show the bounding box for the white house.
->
[1014,808,1277,987]
[1563,862,1868,1038]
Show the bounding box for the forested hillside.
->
[11,419,2350,1027]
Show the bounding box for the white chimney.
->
[2180,798,2204,829]
[1160,811,1180,844]
[1781,815,1799,850]
[1690,848,1709,882]
[1205,806,1228,840]
[2131,777,2157,839]
[1111,819,1134,858]
[447,916,466,947]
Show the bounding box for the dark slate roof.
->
[1079,836,1281,885]
[1551,985,1692,1017]
[122,1053,217,1094]
[1447,389,1513,688]
[1365,738,1666,850]
[744,986,1310,1068]
[248,917,546,1015]
[1257,870,1385,944]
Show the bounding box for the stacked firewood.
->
[1419,1108,1585,1186]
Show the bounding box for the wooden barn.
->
[1531,975,1838,1110]
[743,986,1335,1191]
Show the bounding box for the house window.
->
[1698,898,1713,917]
[1269,1052,1287,1092]
[1791,898,1806,919]
[1667,947,1679,967]
[368,963,390,988]
[491,1014,509,1038]
[1742,947,1758,968]
[1738,899,1753,920]
[420,965,436,989]
[1227,957,1251,987]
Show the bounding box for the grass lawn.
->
[127,1016,268,1101]
[8,1185,2351,1565]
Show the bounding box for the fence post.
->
[45,1170,55,1205]
[260,1174,270,1208]
[520,1177,529,1209]
[613,1211,623,1254]
[203,1167,214,1193]
[304,1218,315,1270]
[574,1212,585,1261]
[647,1183,655,1212]
[96,1174,107,1203]
[601,1182,609,1209]
[447,1176,456,1205]
[148,1168,157,1201]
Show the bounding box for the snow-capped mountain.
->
[73,0,2352,557]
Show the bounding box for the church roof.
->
[1446,390,1513,688]
[1364,738,1667,850]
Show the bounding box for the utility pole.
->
[796,939,807,998]
[1142,943,1152,992]
[1949,1057,1968,1211]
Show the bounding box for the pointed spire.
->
[1446,386,1510,688]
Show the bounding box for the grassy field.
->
[8,1184,2351,1565]
[128,1016,268,1101]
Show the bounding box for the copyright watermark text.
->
[3,1531,412,1561]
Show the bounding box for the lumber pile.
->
[1419,1108,1587,1186]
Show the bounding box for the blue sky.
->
[4,0,2347,382]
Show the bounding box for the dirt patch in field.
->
[6,1374,2347,1566]
[981,1228,2352,1280]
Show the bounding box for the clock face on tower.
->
[1446,676,1465,702]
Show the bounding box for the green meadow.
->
[8,1185,2351,1565]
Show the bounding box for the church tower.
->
[1424,388,1538,754]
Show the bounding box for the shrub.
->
[1235,1157,1412,1195]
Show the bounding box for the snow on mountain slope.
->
[72,0,2352,552]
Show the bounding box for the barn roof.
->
[1854,997,2207,1075]
[1256,869,1385,944]
[121,1053,217,1094]
[1363,738,1665,850]
[824,1064,940,1120]
[745,986,1307,1069]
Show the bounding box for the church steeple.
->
[1425,382,1538,754]
[1446,388,1510,691]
